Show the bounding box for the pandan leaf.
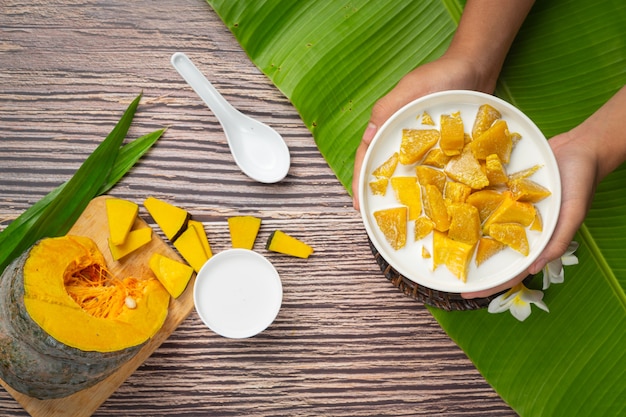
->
[205,0,626,415]
[0,94,164,275]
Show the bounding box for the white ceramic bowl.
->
[193,249,282,338]
[359,90,561,293]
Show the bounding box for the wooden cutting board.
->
[0,195,196,416]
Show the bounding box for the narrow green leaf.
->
[0,94,142,273]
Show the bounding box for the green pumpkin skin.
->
[0,247,141,400]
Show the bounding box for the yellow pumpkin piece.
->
[188,220,213,258]
[447,203,481,245]
[414,216,435,241]
[422,184,450,232]
[530,210,543,232]
[475,237,506,266]
[421,111,435,126]
[372,152,399,178]
[432,230,475,282]
[173,226,210,272]
[399,129,440,165]
[369,178,389,196]
[444,145,490,189]
[507,164,542,182]
[108,227,152,261]
[485,153,508,185]
[471,104,501,139]
[149,253,194,298]
[444,181,472,204]
[422,246,431,258]
[511,131,522,146]
[483,192,536,232]
[416,165,447,192]
[466,189,504,223]
[105,197,138,246]
[24,236,170,352]
[422,148,451,168]
[471,119,513,163]
[144,196,190,241]
[266,230,314,258]
[390,176,422,220]
[509,178,552,203]
[440,112,465,156]
[487,223,529,256]
[373,206,407,250]
[228,216,262,249]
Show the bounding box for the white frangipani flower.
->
[488,283,549,321]
[542,241,579,290]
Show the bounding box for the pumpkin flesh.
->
[23,235,170,353]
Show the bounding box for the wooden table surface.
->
[0,1,516,415]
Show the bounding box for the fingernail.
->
[362,123,377,144]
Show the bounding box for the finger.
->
[352,123,379,210]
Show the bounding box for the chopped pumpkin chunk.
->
[266,230,314,258]
[475,237,506,266]
[482,192,536,232]
[422,184,450,232]
[188,220,213,259]
[487,223,529,256]
[369,178,389,196]
[108,227,152,261]
[372,152,399,178]
[144,196,190,241]
[444,181,472,204]
[466,189,504,223]
[173,226,209,272]
[414,216,435,241]
[373,207,407,250]
[445,145,489,189]
[149,253,194,298]
[390,177,422,220]
[432,230,475,282]
[228,216,262,249]
[485,154,508,185]
[471,119,513,163]
[422,148,451,168]
[509,178,552,203]
[447,203,481,245]
[416,165,446,192]
[471,104,501,139]
[440,112,465,156]
[399,129,439,165]
[105,197,138,246]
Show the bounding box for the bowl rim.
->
[358,89,561,293]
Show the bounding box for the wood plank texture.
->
[0,0,516,415]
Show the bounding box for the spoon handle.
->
[171,52,238,124]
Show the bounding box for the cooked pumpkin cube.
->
[471,104,501,139]
[440,112,465,156]
[507,164,542,182]
[372,152,399,178]
[487,222,529,256]
[421,111,435,126]
[399,129,440,165]
[422,148,451,168]
[369,178,389,196]
[471,119,513,163]
[444,181,472,204]
[475,237,506,266]
[422,246,431,258]
[444,145,490,190]
[530,210,543,232]
[391,176,422,220]
[416,165,446,192]
[482,192,536,232]
[422,184,450,232]
[466,189,504,223]
[485,153,508,185]
[509,178,552,203]
[414,216,435,240]
[373,206,408,250]
[432,230,475,282]
[447,203,481,245]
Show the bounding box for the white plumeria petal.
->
[542,241,579,289]
[488,283,549,321]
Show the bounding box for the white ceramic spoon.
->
[171,52,290,183]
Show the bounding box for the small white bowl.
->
[193,249,282,338]
[359,90,561,294]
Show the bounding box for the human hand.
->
[351,54,496,209]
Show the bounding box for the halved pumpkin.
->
[23,235,170,353]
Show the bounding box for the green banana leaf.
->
[205,0,626,415]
